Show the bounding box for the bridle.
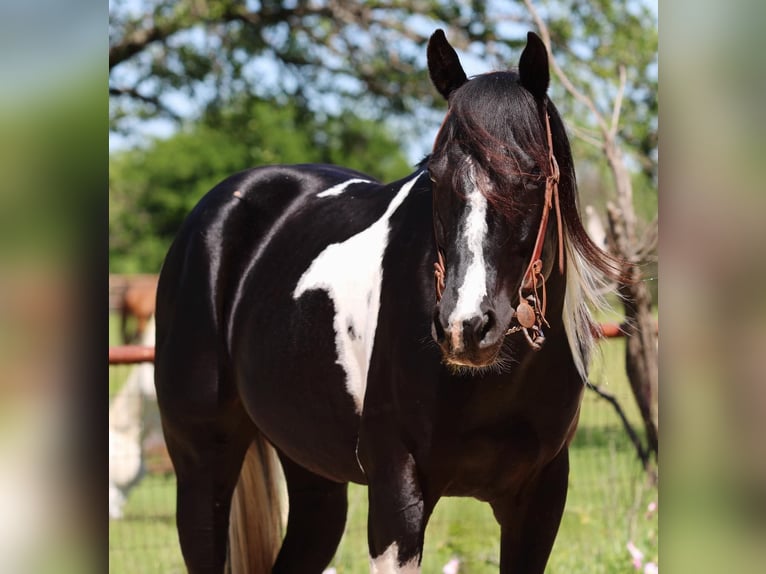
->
[433,106,564,351]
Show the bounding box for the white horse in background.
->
[109,316,160,519]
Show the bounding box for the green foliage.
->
[546,0,658,164]
[110,1,656,150]
[110,0,657,208]
[111,0,658,285]
[109,98,411,273]
[109,0,482,126]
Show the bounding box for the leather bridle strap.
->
[509,109,564,348]
[523,108,564,287]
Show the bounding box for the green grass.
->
[109,315,658,573]
[109,475,185,574]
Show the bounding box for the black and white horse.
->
[155,30,620,573]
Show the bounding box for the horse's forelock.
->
[437,72,554,219]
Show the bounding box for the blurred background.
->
[108,1,659,572]
[1,0,764,571]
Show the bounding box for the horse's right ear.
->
[427,29,468,100]
[518,31,550,100]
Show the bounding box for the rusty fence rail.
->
[109,345,155,364]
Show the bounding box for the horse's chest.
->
[432,415,570,500]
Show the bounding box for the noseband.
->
[433,107,564,351]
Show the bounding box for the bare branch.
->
[636,216,658,260]
[109,3,335,71]
[109,86,181,120]
[110,21,184,70]
[587,382,651,471]
[610,65,627,139]
[522,0,609,136]
[568,124,605,149]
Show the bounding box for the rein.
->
[433,107,564,351]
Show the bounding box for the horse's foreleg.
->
[490,448,570,574]
[365,451,429,574]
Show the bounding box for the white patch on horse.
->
[370,543,420,574]
[294,172,424,413]
[447,161,489,349]
[317,178,375,198]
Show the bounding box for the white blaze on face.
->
[293,173,423,414]
[370,543,421,574]
[446,161,489,350]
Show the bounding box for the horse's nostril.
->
[462,313,493,347]
[479,310,496,341]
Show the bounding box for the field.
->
[109,315,658,573]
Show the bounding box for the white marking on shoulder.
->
[294,172,424,413]
[447,161,489,338]
[370,543,420,574]
[317,178,375,198]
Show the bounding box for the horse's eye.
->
[523,167,545,188]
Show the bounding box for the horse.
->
[118,276,158,344]
[154,30,621,573]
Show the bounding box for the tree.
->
[109,0,499,133]
[109,97,411,273]
[110,1,656,157]
[523,0,659,475]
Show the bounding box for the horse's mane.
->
[433,73,548,215]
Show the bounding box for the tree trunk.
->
[606,198,659,468]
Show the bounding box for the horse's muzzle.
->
[432,308,505,368]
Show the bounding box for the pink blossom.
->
[442,557,460,574]
[644,562,658,574]
[626,541,644,570]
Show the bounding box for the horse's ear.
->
[518,31,550,100]
[427,29,468,100]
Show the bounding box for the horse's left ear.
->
[427,29,468,100]
[519,31,550,100]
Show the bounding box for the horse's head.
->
[427,30,567,369]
